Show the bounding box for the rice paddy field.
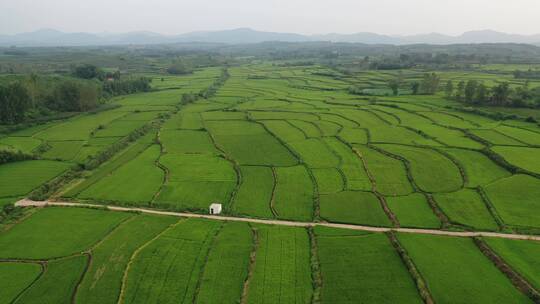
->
[2,63,540,303]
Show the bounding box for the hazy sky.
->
[1,0,540,36]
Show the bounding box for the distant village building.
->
[209,203,222,215]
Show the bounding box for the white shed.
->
[209,203,222,215]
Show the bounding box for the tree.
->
[420,73,440,95]
[0,82,32,124]
[445,80,454,98]
[464,80,478,104]
[73,64,101,79]
[411,82,420,95]
[491,83,511,106]
[475,83,488,104]
[388,79,400,96]
[167,62,192,75]
[455,81,465,101]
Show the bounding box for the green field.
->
[2,61,540,303]
[398,234,530,303]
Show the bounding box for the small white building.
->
[209,203,222,215]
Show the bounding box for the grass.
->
[233,166,274,218]
[324,138,371,191]
[64,132,155,197]
[0,262,42,304]
[246,225,312,304]
[355,145,413,196]
[338,127,368,144]
[397,234,530,304]
[15,255,88,304]
[0,207,131,259]
[75,214,177,304]
[93,120,147,138]
[123,219,221,304]
[319,191,391,226]
[160,129,217,154]
[469,129,525,146]
[273,166,314,221]
[260,120,306,143]
[312,168,344,194]
[36,110,126,141]
[376,144,463,193]
[317,232,422,303]
[485,238,540,291]
[79,145,163,203]
[492,146,540,174]
[442,148,511,187]
[155,154,236,210]
[0,160,70,198]
[41,141,85,161]
[434,189,499,230]
[0,136,41,153]
[495,125,540,146]
[196,222,252,304]
[484,175,540,228]
[288,138,339,168]
[206,121,297,166]
[386,193,440,228]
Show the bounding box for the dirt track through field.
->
[14,199,540,242]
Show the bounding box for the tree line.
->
[0,65,152,124]
[445,80,540,108]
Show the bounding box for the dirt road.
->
[15,199,540,241]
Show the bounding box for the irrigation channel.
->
[15,199,540,242]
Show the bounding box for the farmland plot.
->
[78,145,163,203]
[15,255,88,304]
[0,207,130,259]
[317,232,422,303]
[398,234,529,304]
[233,166,274,218]
[0,160,69,198]
[273,166,314,221]
[0,262,42,304]
[434,189,498,230]
[486,238,540,291]
[196,222,253,304]
[484,175,540,228]
[442,148,510,187]
[123,219,221,304]
[206,121,297,166]
[319,191,391,226]
[324,138,371,191]
[288,138,339,168]
[386,194,440,228]
[491,146,540,174]
[376,144,463,193]
[246,226,312,304]
[354,145,413,196]
[156,153,236,210]
[76,215,177,304]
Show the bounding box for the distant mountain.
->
[1,28,539,47]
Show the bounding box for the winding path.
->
[15,199,540,242]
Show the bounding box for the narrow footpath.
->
[14,199,540,242]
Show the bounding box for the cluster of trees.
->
[199,68,229,99]
[102,77,152,97]
[0,77,101,124]
[167,62,193,75]
[0,82,32,123]
[1,64,157,125]
[387,73,440,96]
[0,149,34,164]
[513,70,540,80]
[445,80,540,107]
[73,64,121,81]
